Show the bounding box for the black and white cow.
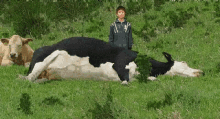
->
[23,37,138,84]
[19,37,203,84]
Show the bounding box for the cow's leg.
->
[26,50,61,81]
[18,74,49,83]
[1,59,14,66]
[24,62,30,68]
[33,78,49,83]
[112,64,130,82]
[113,50,138,84]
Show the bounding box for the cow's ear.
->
[1,38,9,45]
[22,38,33,44]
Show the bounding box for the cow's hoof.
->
[18,74,28,80]
[121,80,128,85]
[33,78,49,83]
[24,62,30,68]
[147,76,157,81]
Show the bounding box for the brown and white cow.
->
[0,35,34,67]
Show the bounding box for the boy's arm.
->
[128,24,133,50]
[109,25,114,45]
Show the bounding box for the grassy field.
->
[1,1,220,118]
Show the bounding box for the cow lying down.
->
[19,37,203,84]
[0,35,34,67]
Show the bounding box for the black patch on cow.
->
[27,37,138,81]
[149,52,174,77]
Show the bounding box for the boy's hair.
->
[116,6,126,14]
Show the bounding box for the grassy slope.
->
[1,1,220,118]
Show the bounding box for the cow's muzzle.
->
[194,70,203,77]
[10,53,17,59]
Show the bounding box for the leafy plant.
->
[135,54,151,83]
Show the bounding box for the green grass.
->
[1,1,220,118]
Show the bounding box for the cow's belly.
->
[45,62,138,81]
[36,51,138,81]
[46,62,121,81]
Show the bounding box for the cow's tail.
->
[162,52,174,62]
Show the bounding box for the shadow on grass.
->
[87,87,115,119]
[147,90,201,110]
[146,93,173,110]
[215,62,220,73]
[41,96,64,106]
[17,93,33,115]
[36,79,64,84]
[201,62,220,77]
[1,32,9,38]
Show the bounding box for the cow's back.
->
[55,37,123,59]
[28,37,125,75]
[21,44,34,63]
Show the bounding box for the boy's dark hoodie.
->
[109,18,133,50]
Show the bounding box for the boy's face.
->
[117,10,125,19]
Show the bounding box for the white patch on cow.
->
[165,61,203,77]
[121,80,128,85]
[26,50,139,82]
[48,53,138,81]
[125,61,139,80]
[147,76,157,81]
[26,50,61,81]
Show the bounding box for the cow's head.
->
[1,35,33,59]
[166,61,203,77]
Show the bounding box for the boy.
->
[109,6,133,50]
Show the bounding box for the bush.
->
[214,1,220,17]
[2,1,49,39]
[134,2,203,42]
[13,16,50,39]
[126,0,152,15]
[44,1,103,22]
[135,54,151,83]
[1,1,103,38]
